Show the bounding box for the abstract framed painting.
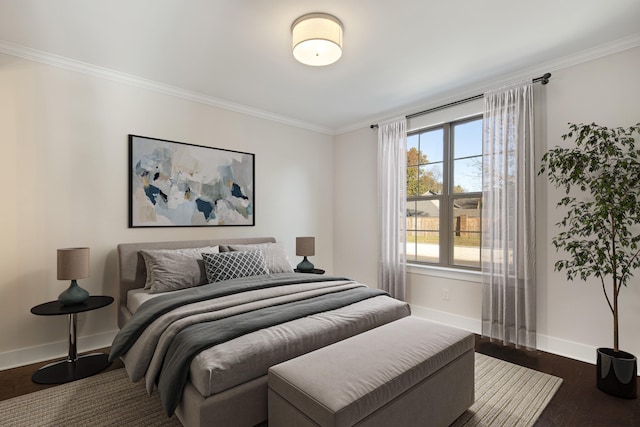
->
[129,135,255,227]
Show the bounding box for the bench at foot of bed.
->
[268,316,475,427]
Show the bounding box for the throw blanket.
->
[110,274,386,416]
[110,273,350,359]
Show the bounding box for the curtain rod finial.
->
[541,73,551,85]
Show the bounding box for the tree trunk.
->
[612,219,619,353]
[613,277,619,352]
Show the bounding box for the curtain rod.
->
[370,72,551,129]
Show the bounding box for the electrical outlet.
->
[442,288,450,301]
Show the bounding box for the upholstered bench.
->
[268,316,475,427]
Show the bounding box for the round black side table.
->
[30,295,114,384]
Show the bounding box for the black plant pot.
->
[596,348,637,399]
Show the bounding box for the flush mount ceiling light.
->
[291,13,343,66]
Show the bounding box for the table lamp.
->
[57,247,90,306]
[296,237,315,272]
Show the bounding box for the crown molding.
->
[0,40,335,135]
[2,33,638,138]
[337,33,640,135]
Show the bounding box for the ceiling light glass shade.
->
[292,13,343,66]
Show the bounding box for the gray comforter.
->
[110,273,350,357]
[110,273,409,417]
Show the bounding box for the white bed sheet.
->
[127,288,172,314]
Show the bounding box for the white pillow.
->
[140,246,219,293]
[202,250,268,282]
[227,242,294,274]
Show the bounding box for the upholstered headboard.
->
[116,237,276,328]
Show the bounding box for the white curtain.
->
[378,117,407,301]
[481,81,536,349]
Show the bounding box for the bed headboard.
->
[116,237,276,328]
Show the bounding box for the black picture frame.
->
[129,135,255,227]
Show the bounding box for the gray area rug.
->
[0,353,561,426]
[453,353,563,427]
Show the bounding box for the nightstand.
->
[294,269,325,274]
[30,295,113,384]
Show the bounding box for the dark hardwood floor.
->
[0,348,123,401]
[475,336,640,426]
[1,340,638,426]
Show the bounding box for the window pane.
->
[406,200,419,262]
[419,163,443,195]
[406,231,418,262]
[406,199,418,219]
[453,156,482,193]
[420,128,443,163]
[415,231,439,263]
[452,232,481,267]
[407,230,439,263]
[406,166,420,196]
[451,197,481,267]
[406,199,440,264]
[407,134,419,166]
[453,119,482,159]
[416,198,440,220]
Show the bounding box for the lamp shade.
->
[296,237,315,257]
[292,13,343,66]
[57,248,90,280]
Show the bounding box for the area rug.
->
[453,353,563,427]
[0,353,561,426]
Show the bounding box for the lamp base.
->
[296,256,315,273]
[58,280,89,306]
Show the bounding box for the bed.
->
[112,237,411,427]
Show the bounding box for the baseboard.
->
[0,329,118,371]
[409,304,640,375]
[409,305,482,334]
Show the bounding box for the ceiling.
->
[1,0,639,134]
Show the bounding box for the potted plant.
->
[539,122,640,399]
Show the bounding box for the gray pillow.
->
[202,250,268,283]
[227,242,294,273]
[140,246,219,293]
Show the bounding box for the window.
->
[406,116,482,269]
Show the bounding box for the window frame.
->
[406,114,483,270]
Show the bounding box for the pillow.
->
[202,250,268,283]
[140,246,219,293]
[227,242,294,274]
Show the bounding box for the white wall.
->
[539,46,640,363]
[333,127,379,286]
[334,46,640,367]
[0,53,334,369]
[2,45,639,373]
